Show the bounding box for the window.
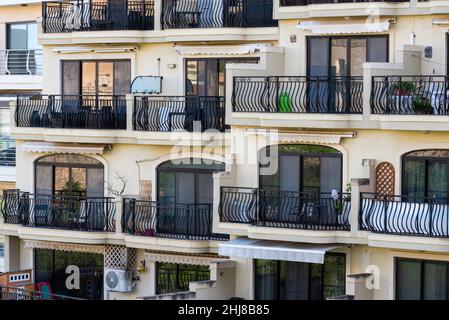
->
[255,254,346,300]
[6,22,41,75]
[35,154,104,197]
[156,262,210,294]
[34,249,104,300]
[307,36,388,77]
[185,58,258,97]
[259,145,342,193]
[402,150,449,202]
[157,159,225,204]
[62,60,131,96]
[396,258,449,300]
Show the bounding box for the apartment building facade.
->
[1,0,449,300]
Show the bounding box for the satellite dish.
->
[131,76,163,94]
[331,189,339,200]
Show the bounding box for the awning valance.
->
[144,252,228,266]
[218,238,342,264]
[21,142,107,155]
[297,21,390,35]
[175,44,270,56]
[24,240,104,254]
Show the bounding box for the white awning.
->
[175,44,270,56]
[21,142,107,155]
[297,21,390,35]
[218,238,342,264]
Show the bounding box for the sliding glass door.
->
[255,254,346,300]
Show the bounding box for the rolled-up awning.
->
[174,44,270,56]
[219,238,342,264]
[297,20,390,35]
[21,142,107,155]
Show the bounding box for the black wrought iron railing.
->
[162,0,277,29]
[122,199,229,240]
[280,0,409,5]
[0,285,84,300]
[16,95,127,129]
[360,192,449,238]
[1,190,116,232]
[232,76,363,114]
[371,75,449,115]
[220,187,351,230]
[42,0,155,33]
[133,96,226,132]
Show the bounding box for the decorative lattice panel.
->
[105,245,137,270]
[376,162,395,196]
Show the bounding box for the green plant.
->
[60,180,85,197]
[412,96,432,114]
[392,81,415,94]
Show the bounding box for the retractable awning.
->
[297,20,390,35]
[21,142,107,155]
[218,238,342,264]
[174,44,270,56]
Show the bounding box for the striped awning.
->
[297,21,390,35]
[23,240,104,254]
[144,252,228,266]
[219,238,342,264]
[21,142,107,155]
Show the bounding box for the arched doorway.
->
[35,154,104,197]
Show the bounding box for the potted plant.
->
[412,96,432,115]
[392,81,415,96]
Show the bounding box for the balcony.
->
[15,95,127,130]
[42,0,155,33]
[219,187,351,231]
[360,193,449,238]
[1,191,116,232]
[371,75,449,115]
[0,50,43,76]
[122,199,229,240]
[280,0,409,5]
[161,0,277,29]
[232,76,363,114]
[133,96,226,132]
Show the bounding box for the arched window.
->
[259,144,342,193]
[157,158,225,204]
[35,154,104,197]
[402,150,449,201]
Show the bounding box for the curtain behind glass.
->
[255,260,278,300]
[427,161,449,202]
[403,159,426,202]
[424,262,447,300]
[396,259,422,300]
[280,261,310,300]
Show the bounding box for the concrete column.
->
[154,0,162,31]
[115,195,123,235]
[350,159,376,236]
[4,235,20,272]
[126,94,134,132]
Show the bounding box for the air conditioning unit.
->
[104,269,135,293]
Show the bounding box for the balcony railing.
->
[42,0,155,33]
[0,285,84,300]
[360,193,449,238]
[16,95,127,129]
[2,190,116,232]
[133,96,226,132]
[371,75,449,115]
[122,199,229,240]
[0,49,42,75]
[161,0,277,29]
[232,76,363,114]
[220,187,351,231]
[280,0,409,5]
